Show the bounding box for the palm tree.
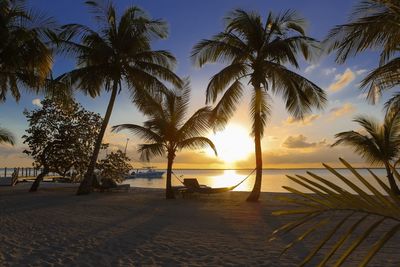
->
[191,9,326,201]
[0,126,14,145]
[325,0,400,104]
[0,0,54,102]
[57,1,182,195]
[112,80,217,199]
[332,111,400,194]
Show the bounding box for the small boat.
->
[125,167,164,179]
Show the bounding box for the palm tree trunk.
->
[30,166,49,192]
[384,162,400,195]
[247,88,263,202]
[77,82,119,195]
[166,152,175,199]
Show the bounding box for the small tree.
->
[23,98,102,191]
[97,150,132,183]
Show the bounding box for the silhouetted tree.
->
[57,0,181,195]
[113,80,217,199]
[333,109,400,194]
[23,98,102,191]
[192,9,326,201]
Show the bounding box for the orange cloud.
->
[328,68,355,92]
[282,134,327,149]
[329,103,356,118]
[284,114,320,126]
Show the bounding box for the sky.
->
[0,0,394,169]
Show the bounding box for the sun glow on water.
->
[206,124,254,165]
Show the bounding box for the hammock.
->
[172,169,256,194]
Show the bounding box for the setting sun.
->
[206,124,254,164]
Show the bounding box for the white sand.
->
[0,184,398,266]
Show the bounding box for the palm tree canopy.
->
[0,0,54,102]
[112,79,217,161]
[325,0,400,103]
[0,126,15,145]
[57,1,181,99]
[332,111,400,165]
[191,9,326,136]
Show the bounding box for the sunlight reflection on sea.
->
[122,168,390,193]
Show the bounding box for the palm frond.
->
[210,80,244,131]
[361,58,400,104]
[178,106,212,140]
[137,143,165,161]
[250,89,271,137]
[272,158,400,266]
[332,130,384,164]
[325,0,400,64]
[177,137,217,156]
[112,124,162,143]
[0,127,15,145]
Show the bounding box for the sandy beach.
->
[0,184,399,266]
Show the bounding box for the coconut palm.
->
[191,9,326,201]
[325,0,400,104]
[57,1,181,195]
[332,111,400,194]
[112,80,217,199]
[0,126,14,145]
[0,0,54,102]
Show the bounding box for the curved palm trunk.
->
[384,162,400,195]
[77,82,119,195]
[166,152,175,199]
[247,88,263,202]
[30,166,49,192]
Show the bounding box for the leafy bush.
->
[97,150,132,182]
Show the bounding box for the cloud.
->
[284,114,320,126]
[328,68,356,92]
[322,67,337,76]
[329,103,356,118]
[282,134,327,149]
[304,64,319,74]
[32,98,42,108]
[356,69,367,75]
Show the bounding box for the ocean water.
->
[1,167,391,193]
[121,168,390,193]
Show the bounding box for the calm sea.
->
[121,168,390,193]
[1,168,390,193]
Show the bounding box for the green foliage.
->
[97,150,132,182]
[272,158,400,266]
[22,98,102,181]
[0,0,55,102]
[325,0,400,104]
[0,126,15,145]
